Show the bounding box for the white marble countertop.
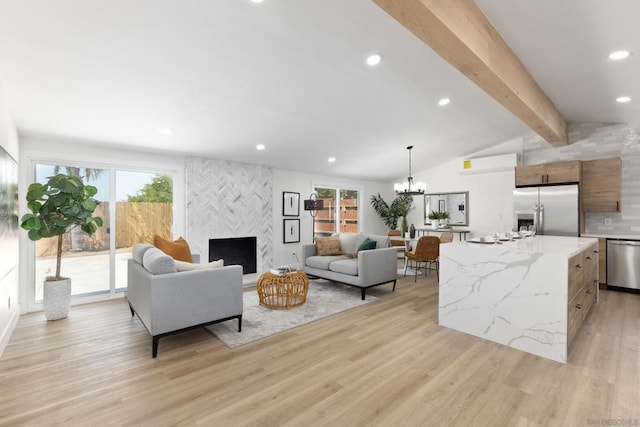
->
[454,235,598,257]
[581,233,640,240]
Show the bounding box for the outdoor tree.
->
[126,175,173,203]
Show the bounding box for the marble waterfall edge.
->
[439,244,568,363]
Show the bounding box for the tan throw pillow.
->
[315,235,342,256]
[174,259,223,271]
[154,235,193,263]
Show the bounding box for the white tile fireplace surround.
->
[186,156,273,274]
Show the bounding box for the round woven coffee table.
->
[257,270,309,309]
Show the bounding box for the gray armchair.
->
[127,244,243,357]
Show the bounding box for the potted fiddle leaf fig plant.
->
[20,174,103,320]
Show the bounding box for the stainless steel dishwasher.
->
[607,239,640,290]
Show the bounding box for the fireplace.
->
[209,237,257,274]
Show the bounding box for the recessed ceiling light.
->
[328,157,336,163]
[256,144,266,150]
[250,0,264,3]
[366,54,382,67]
[438,98,451,106]
[616,96,632,103]
[609,50,630,60]
[157,127,173,135]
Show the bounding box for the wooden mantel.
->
[371,0,568,146]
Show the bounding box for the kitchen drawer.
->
[583,244,598,285]
[583,280,597,315]
[568,252,584,301]
[567,290,585,346]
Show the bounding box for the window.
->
[313,186,360,238]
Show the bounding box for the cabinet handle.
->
[576,303,583,309]
[576,264,583,269]
[586,256,592,260]
[594,279,599,284]
[616,201,620,211]
[586,289,592,294]
[593,250,599,254]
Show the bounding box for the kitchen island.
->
[439,235,599,363]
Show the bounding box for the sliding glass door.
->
[114,171,173,291]
[31,163,174,305]
[34,164,110,301]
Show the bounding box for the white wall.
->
[0,84,19,355]
[404,140,522,238]
[271,169,390,268]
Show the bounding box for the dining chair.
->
[404,236,440,282]
[440,231,454,243]
[388,229,407,258]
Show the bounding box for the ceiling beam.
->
[371,0,568,146]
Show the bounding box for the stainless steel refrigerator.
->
[513,184,579,236]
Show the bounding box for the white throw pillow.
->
[174,259,224,271]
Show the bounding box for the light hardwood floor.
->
[1,274,638,426]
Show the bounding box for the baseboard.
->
[0,307,20,358]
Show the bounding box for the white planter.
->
[431,219,440,230]
[43,278,71,320]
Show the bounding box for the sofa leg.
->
[361,288,366,300]
[238,314,242,332]
[152,336,159,358]
[392,279,397,292]
[129,303,135,317]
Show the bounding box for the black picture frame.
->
[283,218,300,244]
[283,191,300,216]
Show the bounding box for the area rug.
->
[206,280,377,348]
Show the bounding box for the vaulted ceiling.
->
[0,0,637,181]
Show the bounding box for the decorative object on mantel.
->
[303,192,324,242]
[370,193,413,236]
[20,174,104,320]
[394,145,426,196]
[282,191,300,217]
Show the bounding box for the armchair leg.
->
[129,303,135,317]
[392,279,397,292]
[238,314,242,332]
[152,336,159,358]
[361,288,366,300]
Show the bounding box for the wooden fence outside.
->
[35,202,173,257]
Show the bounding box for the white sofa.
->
[302,233,398,300]
[127,244,243,357]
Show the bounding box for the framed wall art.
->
[283,191,300,216]
[283,218,300,244]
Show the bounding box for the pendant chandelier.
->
[394,145,426,196]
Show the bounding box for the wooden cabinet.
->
[582,158,622,212]
[515,160,581,187]
[598,238,606,286]
[567,242,599,347]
